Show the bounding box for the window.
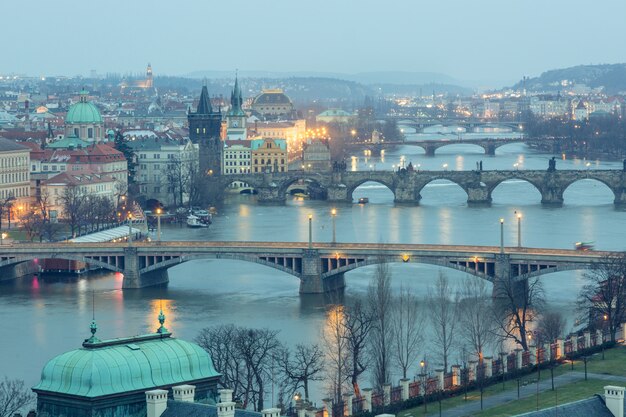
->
[154,164,160,170]
[88,128,93,138]
[154,187,160,193]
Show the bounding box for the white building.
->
[223,140,251,191]
[0,137,30,216]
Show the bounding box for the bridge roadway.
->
[386,117,524,133]
[347,137,527,156]
[216,169,626,207]
[0,241,615,294]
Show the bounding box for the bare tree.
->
[368,259,394,389]
[0,377,35,417]
[493,276,544,351]
[537,311,566,343]
[195,325,282,411]
[276,344,325,401]
[458,277,496,362]
[343,298,374,396]
[578,253,626,342]
[427,272,459,372]
[61,185,85,237]
[322,304,349,403]
[392,284,424,379]
[20,211,43,242]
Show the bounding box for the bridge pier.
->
[492,254,529,303]
[540,190,564,206]
[122,248,170,289]
[425,144,437,157]
[614,184,626,208]
[299,249,345,294]
[0,261,39,282]
[394,187,421,204]
[466,184,491,206]
[257,185,285,204]
[486,144,496,156]
[327,184,351,203]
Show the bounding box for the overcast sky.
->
[2,0,625,87]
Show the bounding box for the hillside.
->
[512,63,626,94]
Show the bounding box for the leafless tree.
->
[35,189,60,241]
[536,311,566,343]
[343,298,374,396]
[458,277,496,362]
[368,259,394,389]
[0,377,35,417]
[185,159,202,207]
[195,325,282,411]
[20,211,43,241]
[61,185,85,237]
[427,272,459,372]
[493,276,544,351]
[321,304,350,403]
[167,156,192,207]
[392,284,424,379]
[276,344,325,401]
[578,253,626,342]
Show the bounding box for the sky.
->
[2,0,626,87]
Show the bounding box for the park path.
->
[410,371,626,417]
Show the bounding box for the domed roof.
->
[66,91,103,124]
[253,89,292,105]
[33,332,220,398]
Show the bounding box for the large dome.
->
[66,92,103,124]
[253,89,292,105]
[33,333,220,398]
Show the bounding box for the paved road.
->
[413,371,626,417]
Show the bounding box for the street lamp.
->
[420,359,427,414]
[443,163,448,171]
[331,208,337,246]
[308,214,313,249]
[500,218,504,254]
[1,232,7,245]
[127,213,133,246]
[516,211,522,247]
[156,207,162,242]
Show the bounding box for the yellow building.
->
[250,138,288,173]
[0,137,30,221]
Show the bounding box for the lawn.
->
[473,379,608,417]
[396,345,626,417]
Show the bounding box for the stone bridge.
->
[389,118,525,133]
[0,241,617,294]
[348,137,525,156]
[218,169,626,207]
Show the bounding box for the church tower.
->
[188,85,223,176]
[146,63,153,89]
[225,76,247,141]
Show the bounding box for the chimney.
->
[605,386,625,417]
[172,385,195,403]
[261,408,281,417]
[217,389,235,417]
[146,389,168,417]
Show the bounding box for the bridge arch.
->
[433,143,488,155]
[561,178,617,204]
[220,176,264,193]
[139,253,303,279]
[277,175,328,197]
[487,177,543,203]
[346,178,396,201]
[416,177,469,203]
[0,254,123,272]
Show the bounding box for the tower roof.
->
[66,92,103,124]
[228,76,245,117]
[196,85,213,115]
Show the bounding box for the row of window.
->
[224,153,250,158]
[0,186,28,198]
[224,168,251,174]
[253,167,286,173]
[224,161,250,166]
[1,156,28,168]
[254,159,285,165]
[1,172,28,183]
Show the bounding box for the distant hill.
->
[512,64,626,94]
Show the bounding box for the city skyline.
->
[2,0,626,87]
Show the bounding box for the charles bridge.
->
[0,241,617,294]
[215,168,626,207]
[347,137,529,156]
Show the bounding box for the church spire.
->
[196,85,213,115]
[229,74,244,116]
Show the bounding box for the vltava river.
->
[1,141,624,404]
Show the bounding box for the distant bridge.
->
[386,117,525,133]
[216,169,626,207]
[347,137,527,156]
[0,241,616,294]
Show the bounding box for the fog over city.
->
[3,0,626,86]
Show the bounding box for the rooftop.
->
[0,136,29,152]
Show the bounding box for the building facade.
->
[302,139,331,171]
[223,140,252,191]
[251,138,287,173]
[0,138,30,224]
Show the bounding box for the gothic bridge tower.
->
[188,85,223,177]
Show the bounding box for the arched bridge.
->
[348,137,525,156]
[217,169,626,207]
[389,117,525,133]
[0,241,617,294]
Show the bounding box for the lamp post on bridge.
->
[308,214,313,249]
[331,208,337,246]
[500,218,504,254]
[516,212,522,247]
[128,213,133,247]
[156,208,162,242]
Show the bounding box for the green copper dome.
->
[33,333,220,398]
[66,92,103,124]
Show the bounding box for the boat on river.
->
[187,214,209,228]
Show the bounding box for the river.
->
[1,139,624,405]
